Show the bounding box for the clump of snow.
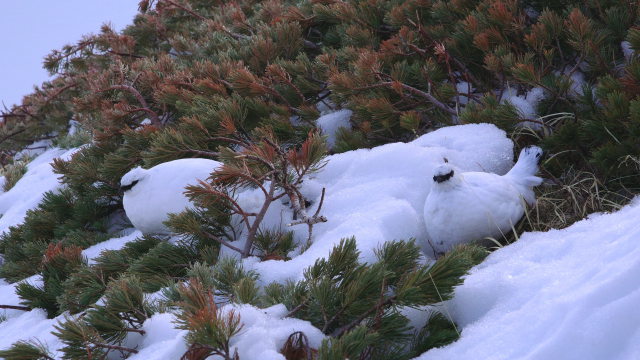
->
[0,147,80,234]
[454,81,476,106]
[316,109,352,149]
[621,41,634,60]
[0,309,62,358]
[128,313,188,360]
[129,304,325,360]
[83,229,143,264]
[417,198,640,360]
[0,276,64,357]
[67,119,81,135]
[567,71,586,97]
[15,139,55,160]
[227,304,325,359]
[555,69,586,98]
[502,87,546,130]
[248,123,515,285]
[316,92,337,115]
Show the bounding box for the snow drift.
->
[418,199,640,360]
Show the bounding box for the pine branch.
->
[242,180,277,257]
[185,149,221,158]
[203,230,244,254]
[124,327,146,335]
[330,296,395,338]
[356,82,457,115]
[287,187,328,244]
[101,84,161,126]
[0,128,27,146]
[163,0,206,21]
[0,304,32,311]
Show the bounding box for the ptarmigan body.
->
[423,146,543,253]
[120,158,221,234]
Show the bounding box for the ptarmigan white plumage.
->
[120,158,221,234]
[423,146,543,253]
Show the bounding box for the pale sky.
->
[0,1,140,109]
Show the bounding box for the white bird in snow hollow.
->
[423,146,543,254]
[120,158,221,234]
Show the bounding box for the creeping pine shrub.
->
[52,125,92,149]
[1,0,639,357]
[1,156,29,192]
[166,238,486,360]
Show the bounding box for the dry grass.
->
[482,112,632,249]
[489,167,631,249]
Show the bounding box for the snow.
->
[315,109,352,149]
[417,198,640,360]
[0,147,80,234]
[566,71,586,97]
[5,118,640,359]
[15,139,54,160]
[128,313,188,360]
[503,87,546,130]
[226,304,325,359]
[248,123,514,285]
[0,309,61,357]
[621,41,634,60]
[129,304,325,360]
[454,81,476,105]
[83,229,143,264]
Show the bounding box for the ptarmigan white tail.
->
[505,145,543,204]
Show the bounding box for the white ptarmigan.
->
[120,158,221,234]
[423,146,543,254]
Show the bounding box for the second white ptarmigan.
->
[423,146,543,254]
[120,158,221,234]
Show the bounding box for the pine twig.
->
[124,327,146,335]
[356,82,457,115]
[242,180,277,257]
[164,0,206,21]
[330,296,396,338]
[203,230,244,254]
[285,298,308,318]
[288,187,328,246]
[0,304,32,311]
[185,149,221,158]
[101,84,161,126]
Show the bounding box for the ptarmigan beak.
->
[433,170,454,183]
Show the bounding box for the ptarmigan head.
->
[120,167,148,193]
[431,164,462,189]
[433,164,455,183]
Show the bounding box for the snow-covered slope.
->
[0,147,79,234]
[0,123,515,358]
[7,121,639,360]
[418,198,640,360]
[246,123,514,284]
